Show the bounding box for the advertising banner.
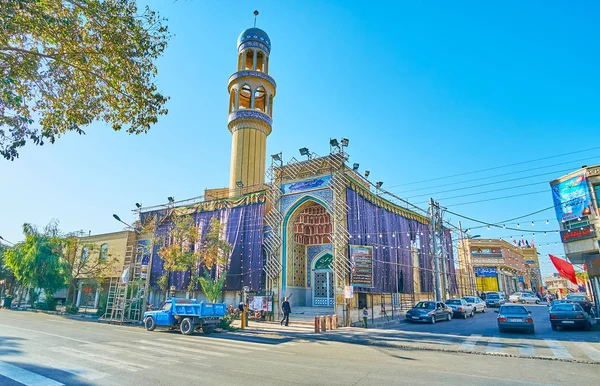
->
[560,225,595,243]
[282,176,331,194]
[344,285,354,299]
[475,267,497,277]
[551,173,592,222]
[350,245,373,286]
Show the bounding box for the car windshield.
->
[463,297,475,303]
[552,304,580,312]
[446,299,462,305]
[512,293,522,296]
[566,295,586,301]
[487,294,500,299]
[500,306,528,314]
[415,302,435,309]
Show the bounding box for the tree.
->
[4,222,66,305]
[0,0,171,160]
[196,217,231,302]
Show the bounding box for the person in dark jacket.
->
[281,297,291,326]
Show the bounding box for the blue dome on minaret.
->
[237,28,271,53]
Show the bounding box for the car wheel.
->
[551,324,557,331]
[520,300,526,304]
[202,326,216,334]
[446,313,452,321]
[584,322,592,331]
[482,307,487,313]
[180,317,195,335]
[430,316,436,324]
[463,312,468,319]
[471,310,475,317]
[144,316,156,331]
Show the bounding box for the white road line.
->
[459,334,481,351]
[109,341,211,363]
[0,323,91,344]
[169,336,278,351]
[84,343,181,364]
[45,319,73,325]
[51,347,149,372]
[544,339,573,359]
[485,337,503,354]
[161,338,254,353]
[0,360,63,386]
[518,340,536,356]
[21,354,109,381]
[573,341,600,361]
[137,340,228,357]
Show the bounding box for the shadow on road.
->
[2,361,92,386]
[0,336,24,356]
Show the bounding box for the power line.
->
[389,146,600,188]
[444,189,550,207]
[415,180,551,204]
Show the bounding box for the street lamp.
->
[113,214,139,234]
[0,236,14,245]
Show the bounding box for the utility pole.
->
[430,198,442,301]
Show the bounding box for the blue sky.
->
[2,1,599,277]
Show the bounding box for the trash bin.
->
[3,296,13,309]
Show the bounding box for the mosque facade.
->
[136,25,457,324]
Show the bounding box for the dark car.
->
[485,292,505,308]
[564,293,594,315]
[406,301,453,324]
[549,302,592,331]
[496,305,535,333]
[446,299,475,319]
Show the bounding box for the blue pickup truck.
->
[143,298,226,335]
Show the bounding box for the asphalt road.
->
[0,309,599,385]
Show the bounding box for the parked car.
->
[549,302,592,331]
[406,301,453,324]
[462,296,487,313]
[496,305,535,333]
[548,299,572,309]
[446,298,475,319]
[564,293,594,315]
[509,292,540,304]
[485,292,505,308]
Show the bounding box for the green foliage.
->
[0,0,171,160]
[4,222,67,296]
[198,270,227,303]
[219,313,237,331]
[36,295,58,311]
[65,305,79,314]
[0,244,13,281]
[96,291,107,316]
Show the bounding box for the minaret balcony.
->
[228,70,277,90]
[228,109,273,126]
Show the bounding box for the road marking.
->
[51,347,149,372]
[162,337,257,353]
[518,340,535,356]
[485,337,502,354]
[0,360,63,386]
[137,340,228,357]
[84,343,181,364]
[543,339,573,359]
[46,319,73,325]
[573,341,600,361]
[22,355,109,381]
[0,323,91,344]
[459,334,481,351]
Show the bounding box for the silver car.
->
[463,296,487,313]
[446,298,475,319]
[496,304,535,333]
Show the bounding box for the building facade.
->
[550,164,600,313]
[544,273,578,298]
[458,238,531,294]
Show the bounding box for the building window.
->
[99,243,109,262]
[81,247,90,264]
[256,51,265,72]
[254,86,266,112]
[239,84,252,109]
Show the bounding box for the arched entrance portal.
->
[282,198,332,307]
[312,253,334,306]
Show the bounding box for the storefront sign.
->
[475,267,497,277]
[525,260,537,265]
[518,276,525,283]
[344,285,354,299]
[551,173,593,222]
[282,176,331,194]
[350,245,373,286]
[560,225,595,243]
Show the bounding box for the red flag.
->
[549,254,578,285]
[531,240,535,247]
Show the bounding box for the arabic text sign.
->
[551,174,592,222]
[560,225,595,243]
[475,267,497,277]
[350,245,373,286]
[282,176,331,194]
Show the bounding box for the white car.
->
[462,296,487,313]
[509,292,539,304]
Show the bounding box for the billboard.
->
[560,225,595,243]
[350,245,373,287]
[551,173,592,222]
[475,267,497,277]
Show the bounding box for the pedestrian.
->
[362,307,368,328]
[281,296,291,326]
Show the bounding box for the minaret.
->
[227,24,276,197]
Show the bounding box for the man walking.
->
[362,307,368,328]
[281,296,291,326]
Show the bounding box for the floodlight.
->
[299,147,309,156]
[135,203,142,209]
[236,181,244,188]
[340,138,349,147]
[375,181,383,189]
[364,170,370,178]
[329,138,339,148]
[271,153,281,161]
[167,196,174,203]
[352,163,359,171]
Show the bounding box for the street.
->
[1,308,599,385]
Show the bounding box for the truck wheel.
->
[180,317,195,335]
[144,316,156,331]
[202,326,216,334]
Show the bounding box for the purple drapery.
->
[444,229,458,295]
[145,203,265,292]
[346,188,433,294]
